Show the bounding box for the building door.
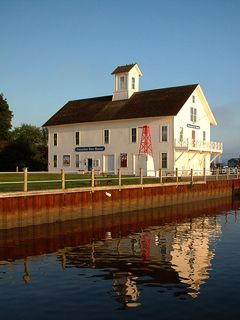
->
[87,158,93,172]
[192,130,196,146]
[104,155,114,173]
[134,154,147,175]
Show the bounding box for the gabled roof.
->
[43,84,198,127]
[111,63,137,74]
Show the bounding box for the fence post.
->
[23,167,28,192]
[190,169,193,184]
[61,169,65,190]
[216,168,219,181]
[118,168,121,186]
[176,168,178,183]
[91,168,95,187]
[140,168,143,185]
[237,168,239,180]
[159,168,162,184]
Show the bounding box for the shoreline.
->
[0,179,240,230]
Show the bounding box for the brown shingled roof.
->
[43,84,198,127]
[111,63,136,74]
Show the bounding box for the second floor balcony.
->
[175,139,223,153]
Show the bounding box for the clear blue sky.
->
[1,0,240,161]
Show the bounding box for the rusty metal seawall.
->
[0,180,240,229]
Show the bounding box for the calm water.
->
[0,197,240,319]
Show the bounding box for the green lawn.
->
[0,173,91,192]
[0,172,193,193]
[0,172,143,193]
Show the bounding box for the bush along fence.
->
[0,167,240,193]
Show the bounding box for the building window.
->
[179,127,183,142]
[93,159,100,167]
[53,155,57,168]
[75,132,80,145]
[120,153,128,168]
[162,153,167,169]
[203,131,206,142]
[192,95,195,103]
[192,130,196,146]
[75,154,80,168]
[162,125,168,142]
[104,129,110,144]
[63,155,70,166]
[132,77,135,89]
[119,76,125,90]
[53,133,57,146]
[190,107,197,122]
[131,127,137,143]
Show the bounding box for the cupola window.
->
[132,77,135,89]
[119,76,125,90]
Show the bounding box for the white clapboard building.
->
[44,63,222,175]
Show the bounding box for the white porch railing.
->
[175,139,223,152]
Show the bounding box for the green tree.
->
[11,123,47,146]
[0,93,13,141]
[0,124,48,171]
[0,139,35,171]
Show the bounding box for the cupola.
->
[111,63,142,101]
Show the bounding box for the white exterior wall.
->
[48,116,174,174]
[174,89,210,142]
[174,87,212,173]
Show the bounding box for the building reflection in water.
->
[59,216,223,303]
[22,257,30,284]
[0,197,239,307]
[170,218,221,298]
[112,272,140,308]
